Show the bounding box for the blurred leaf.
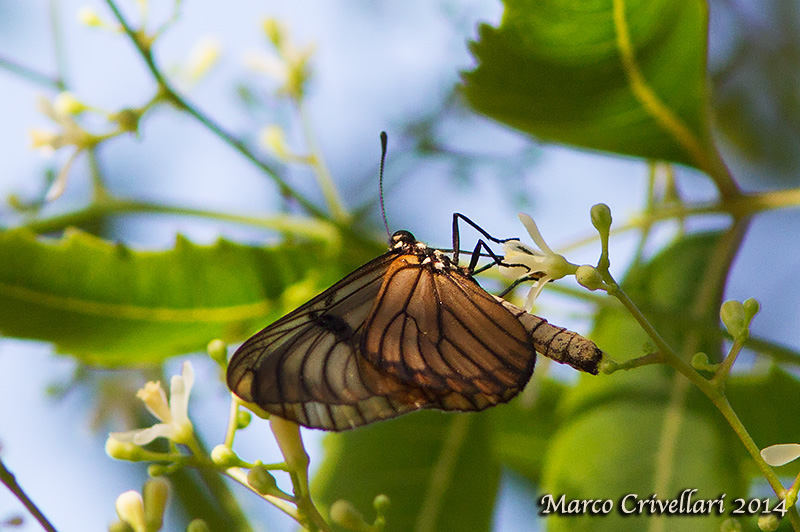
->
[488,375,567,484]
[727,367,800,466]
[711,1,800,184]
[314,412,499,532]
[0,227,380,366]
[462,0,717,171]
[537,231,747,531]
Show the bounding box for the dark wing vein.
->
[362,258,537,404]
[227,250,443,430]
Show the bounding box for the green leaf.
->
[536,232,747,531]
[727,367,800,469]
[462,0,717,172]
[0,228,380,366]
[488,376,568,484]
[314,412,500,532]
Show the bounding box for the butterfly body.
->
[227,230,600,431]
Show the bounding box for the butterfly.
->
[226,216,603,431]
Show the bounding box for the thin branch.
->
[0,56,63,90]
[0,457,59,532]
[101,0,328,221]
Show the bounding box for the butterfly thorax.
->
[390,229,464,275]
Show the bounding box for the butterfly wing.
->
[361,253,537,409]
[227,250,440,431]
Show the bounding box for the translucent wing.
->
[226,251,438,431]
[361,253,537,403]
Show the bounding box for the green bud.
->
[143,478,169,531]
[236,410,252,430]
[210,445,240,468]
[247,464,278,495]
[743,298,760,320]
[590,203,612,233]
[719,517,742,532]
[691,352,712,371]
[106,438,146,462]
[575,265,604,291]
[720,300,747,340]
[206,339,227,366]
[54,92,86,115]
[186,519,210,532]
[758,513,780,532]
[373,494,390,514]
[330,500,371,532]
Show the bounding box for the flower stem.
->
[0,457,59,532]
[101,0,328,220]
[297,100,349,222]
[608,280,800,530]
[186,437,255,532]
[20,195,337,241]
[0,56,63,90]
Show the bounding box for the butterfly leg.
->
[451,212,519,267]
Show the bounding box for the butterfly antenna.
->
[379,131,391,238]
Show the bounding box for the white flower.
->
[499,213,578,311]
[110,361,195,446]
[30,93,92,200]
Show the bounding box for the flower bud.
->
[78,6,103,27]
[186,519,210,532]
[143,478,169,532]
[206,339,227,366]
[247,464,278,495]
[106,437,146,462]
[236,410,252,430]
[54,92,86,115]
[691,352,712,371]
[575,265,603,291]
[720,517,742,532]
[373,494,390,514]
[590,203,612,234]
[260,125,290,160]
[720,300,747,340]
[743,298,760,321]
[758,513,780,532]
[211,445,240,468]
[185,37,221,81]
[115,491,146,532]
[330,500,370,531]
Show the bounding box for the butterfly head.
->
[390,230,418,249]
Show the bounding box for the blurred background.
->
[1,0,799,530]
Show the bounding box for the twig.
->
[0,457,59,532]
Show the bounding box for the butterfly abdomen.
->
[496,297,603,375]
